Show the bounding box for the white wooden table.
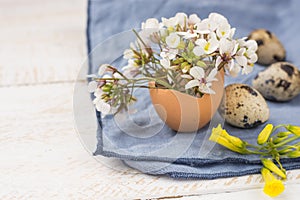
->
[1,0,300,199]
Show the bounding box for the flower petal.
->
[235,56,248,67]
[87,81,98,93]
[190,66,205,79]
[98,64,109,76]
[95,99,111,114]
[160,58,170,68]
[193,46,204,56]
[207,68,218,82]
[185,80,199,89]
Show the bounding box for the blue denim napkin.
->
[87,0,300,179]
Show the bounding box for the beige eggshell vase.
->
[149,70,224,132]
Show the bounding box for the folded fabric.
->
[87,0,300,179]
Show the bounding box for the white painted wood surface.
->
[1,0,300,199]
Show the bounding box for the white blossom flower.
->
[160,48,178,60]
[176,30,198,39]
[193,33,219,56]
[123,42,138,59]
[245,39,258,51]
[194,19,211,34]
[185,66,218,94]
[166,32,181,48]
[140,18,163,45]
[141,18,161,30]
[242,64,254,75]
[216,22,231,39]
[88,81,98,93]
[123,49,134,60]
[188,14,201,25]
[208,13,229,30]
[174,12,188,28]
[160,58,170,68]
[228,63,241,77]
[234,48,248,67]
[237,37,248,46]
[161,17,177,28]
[93,89,111,115]
[215,38,238,69]
[98,64,109,76]
[122,59,139,78]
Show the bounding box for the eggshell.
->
[220,83,269,128]
[248,29,286,65]
[252,62,300,101]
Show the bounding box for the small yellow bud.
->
[273,136,288,144]
[226,134,245,149]
[261,159,286,179]
[277,131,292,138]
[172,58,185,64]
[102,84,112,92]
[257,124,273,145]
[209,125,246,154]
[285,125,300,136]
[261,167,285,197]
[287,151,300,158]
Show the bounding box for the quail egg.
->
[220,83,269,128]
[248,29,286,65]
[252,62,300,101]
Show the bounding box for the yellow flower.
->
[261,167,285,197]
[261,159,286,179]
[257,124,273,145]
[285,125,300,136]
[209,125,246,154]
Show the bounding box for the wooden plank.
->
[1,82,300,199]
[0,0,86,86]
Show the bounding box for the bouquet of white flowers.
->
[88,12,258,115]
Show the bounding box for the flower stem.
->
[274,135,300,148]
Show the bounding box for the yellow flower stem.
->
[274,135,300,148]
[272,124,287,132]
[275,156,285,172]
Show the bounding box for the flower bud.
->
[257,124,273,145]
[273,136,288,144]
[226,134,245,149]
[285,125,300,136]
[209,125,247,154]
[102,84,112,92]
[261,159,286,179]
[276,131,292,138]
[172,58,185,64]
[287,151,300,158]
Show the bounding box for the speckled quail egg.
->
[219,83,269,128]
[252,62,300,101]
[248,29,286,65]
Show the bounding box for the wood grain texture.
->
[1,0,300,199]
[0,0,86,86]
